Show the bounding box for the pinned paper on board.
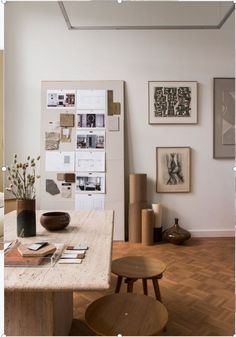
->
[77,90,106,110]
[46,179,60,195]
[47,90,76,109]
[61,127,72,143]
[45,151,75,172]
[76,151,105,172]
[77,113,105,128]
[77,130,105,150]
[76,172,105,193]
[107,90,121,115]
[60,113,75,127]
[107,116,119,131]
[45,132,60,150]
[61,183,72,198]
[57,173,65,181]
[64,173,76,183]
[75,194,104,210]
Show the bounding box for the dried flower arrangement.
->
[5,154,40,200]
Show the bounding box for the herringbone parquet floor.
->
[70,237,235,336]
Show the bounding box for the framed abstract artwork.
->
[213,78,235,159]
[156,147,191,193]
[149,81,197,124]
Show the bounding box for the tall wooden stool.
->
[111,256,166,302]
[85,293,168,336]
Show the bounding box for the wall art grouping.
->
[156,147,191,193]
[148,81,197,124]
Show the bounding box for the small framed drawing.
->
[149,81,197,124]
[156,147,191,193]
[213,78,235,159]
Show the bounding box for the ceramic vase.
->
[163,218,191,245]
[17,199,36,237]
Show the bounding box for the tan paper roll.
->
[129,174,147,203]
[152,203,162,228]
[141,209,154,246]
[129,202,147,243]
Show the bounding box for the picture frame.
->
[213,78,235,159]
[148,81,197,124]
[156,147,191,193]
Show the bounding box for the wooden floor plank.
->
[70,237,235,336]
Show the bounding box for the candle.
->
[152,203,162,228]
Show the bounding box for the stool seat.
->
[112,256,166,279]
[111,256,166,301]
[85,293,168,336]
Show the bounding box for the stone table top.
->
[4,209,114,291]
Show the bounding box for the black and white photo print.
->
[156,147,191,192]
[149,82,197,124]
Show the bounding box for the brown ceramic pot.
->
[163,218,191,245]
[40,212,70,231]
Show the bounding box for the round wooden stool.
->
[85,293,168,336]
[111,256,166,302]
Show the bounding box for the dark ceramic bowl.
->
[40,212,70,231]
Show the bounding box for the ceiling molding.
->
[58,1,235,31]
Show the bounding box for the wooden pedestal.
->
[5,290,73,336]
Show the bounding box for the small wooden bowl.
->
[40,212,70,231]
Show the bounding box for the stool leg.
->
[142,279,148,296]
[152,278,162,302]
[115,276,123,293]
[127,278,134,293]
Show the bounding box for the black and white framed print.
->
[149,81,197,124]
[213,78,235,159]
[156,147,191,193]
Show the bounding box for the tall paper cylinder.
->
[129,202,147,243]
[129,174,147,203]
[152,203,162,228]
[141,209,154,246]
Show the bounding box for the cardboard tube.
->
[129,174,147,203]
[152,203,162,228]
[141,209,154,246]
[129,202,147,243]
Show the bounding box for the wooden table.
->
[4,210,114,336]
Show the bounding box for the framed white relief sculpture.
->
[213,78,235,159]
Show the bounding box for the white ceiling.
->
[61,1,234,28]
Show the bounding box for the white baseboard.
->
[190,229,235,237]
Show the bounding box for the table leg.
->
[5,290,73,336]
[152,278,162,302]
[142,279,148,295]
[115,275,123,293]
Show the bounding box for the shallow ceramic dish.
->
[40,212,70,231]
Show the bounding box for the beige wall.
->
[0,51,3,192]
[4,2,235,236]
